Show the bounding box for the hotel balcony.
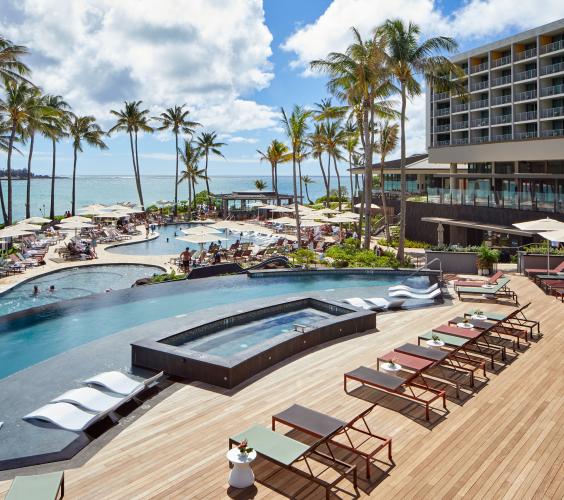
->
[514,68,537,82]
[470,80,489,92]
[491,133,513,142]
[452,102,469,113]
[541,128,564,137]
[540,106,564,119]
[540,61,564,76]
[434,107,451,116]
[470,61,489,74]
[540,84,564,98]
[492,75,511,87]
[514,47,537,62]
[432,91,450,101]
[515,130,538,139]
[471,136,490,144]
[452,137,469,145]
[470,98,489,110]
[492,94,512,106]
[491,55,511,68]
[540,39,564,55]
[514,89,537,102]
[491,114,512,125]
[471,118,489,128]
[435,139,451,146]
[433,124,450,133]
[515,110,537,122]
[452,120,469,130]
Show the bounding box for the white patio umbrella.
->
[79,204,106,213]
[181,226,221,235]
[57,221,96,230]
[61,215,92,224]
[538,229,564,244]
[270,206,294,213]
[329,216,357,224]
[272,217,296,224]
[354,202,380,210]
[155,200,173,207]
[318,208,340,215]
[18,216,52,225]
[513,217,564,273]
[0,226,34,239]
[92,212,123,219]
[300,220,325,227]
[208,221,242,230]
[12,223,42,232]
[176,233,228,252]
[339,211,360,220]
[258,204,278,210]
[189,218,216,224]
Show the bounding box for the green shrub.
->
[325,241,410,268]
[289,249,317,268]
[149,269,187,283]
[377,238,431,249]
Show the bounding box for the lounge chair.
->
[343,297,375,310]
[229,424,357,499]
[532,273,564,287]
[5,471,64,500]
[23,402,108,432]
[83,370,163,396]
[272,403,392,479]
[453,271,503,290]
[388,283,438,294]
[463,302,540,338]
[51,387,124,413]
[388,288,442,300]
[456,277,518,304]
[524,260,564,277]
[344,365,446,421]
[365,297,405,310]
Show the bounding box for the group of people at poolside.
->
[179,243,223,271]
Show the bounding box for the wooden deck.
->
[1,274,563,499]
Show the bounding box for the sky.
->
[1,0,563,178]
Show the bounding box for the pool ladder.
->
[401,257,443,284]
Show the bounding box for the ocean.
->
[0,175,330,222]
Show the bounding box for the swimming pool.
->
[0,271,435,380]
[0,264,164,317]
[106,224,264,256]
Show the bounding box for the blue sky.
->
[1,0,562,178]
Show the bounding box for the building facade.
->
[426,18,564,215]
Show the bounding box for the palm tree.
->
[0,36,31,84]
[309,124,330,207]
[301,175,315,204]
[344,123,359,209]
[322,120,347,211]
[195,131,226,198]
[377,19,465,262]
[153,105,200,215]
[281,106,311,249]
[311,28,395,249]
[109,101,153,208]
[256,139,288,205]
[42,95,71,220]
[375,121,398,242]
[67,114,107,215]
[254,179,267,191]
[178,140,205,214]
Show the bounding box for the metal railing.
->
[452,102,468,113]
[403,257,443,282]
[471,62,489,73]
[492,94,512,106]
[453,137,469,145]
[452,121,468,130]
[540,106,564,118]
[515,131,538,139]
[514,89,537,101]
[515,110,537,121]
[435,139,450,146]
[491,114,512,125]
[492,75,511,86]
[433,92,449,101]
[492,55,511,68]
[472,136,490,144]
[471,118,489,127]
[515,68,537,81]
[515,47,537,61]
[540,39,564,54]
[471,99,489,110]
[541,61,564,76]
[541,84,564,97]
[435,107,451,116]
[540,128,564,137]
[471,80,489,91]
[434,124,450,133]
[491,133,513,142]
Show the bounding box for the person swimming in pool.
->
[32,285,39,295]
[49,285,55,292]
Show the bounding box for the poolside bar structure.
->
[212,191,294,218]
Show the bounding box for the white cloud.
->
[218,134,259,144]
[139,152,176,161]
[1,0,276,133]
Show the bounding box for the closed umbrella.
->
[514,218,564,272]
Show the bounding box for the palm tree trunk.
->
[326,153,331,207]
[333,155,342,212]
[134,131,145,208]
[174,131,179,216]
[25,132,35,219]
[128,132,143,208]
[348,151,354,210]
[0,178,6,224]
[397,84,407,263]
[380,156,391,242]
[305,183,312,204]
[274,163,280,205]
[317,156,329,207]
[71,145,78,215]
[362,103,372,249]
[188,178,192,215]
[6,122,16,225]
[49,139,56,220]
[291,153,301,249]
[298,160,303,203]
[204,151,210,199]
[191,179,196,207]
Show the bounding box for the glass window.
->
[468,162,492,174]
[518,161,545,174]
[495,162,514,174]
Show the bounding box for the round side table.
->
[381,362,402,373]
[227,449,257,488]
[426,339,445,350]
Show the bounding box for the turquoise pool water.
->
[0,265,163,316]
[0,273,432,379]
[179,308,334,357]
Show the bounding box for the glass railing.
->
[491,133,513,142]
[452,137,469,145]
[541,128,564,137]
[515,68,537,81]
[434,124,450,132]
[470,99,489,109]
[492,55,511,68]
[491,114,512,125]
[515,47,537,61]
[541,61,564,76]
[515,131,538,139]
[492,75,511,86]
[492,94,512,106]
[435,139,451,146]
[541,39,564,54]
[471,136,490,144]
[471,81,489,91]
[435,107,451,116]
[452,121,468,130]
[433,92,450,101]
[540,106,564,118]
[541,84,564,97]
[515,110,537,121]
[452,103,468,113]
[471,62,489,73]
[471,118,489,127]
[514,90,537,101]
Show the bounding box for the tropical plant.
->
[343,122,359,209]
[67,114,107,214]
[153,105,200,215]
[290,248,316,269]
[178,140,206,212]
[321,119,347,211]
[109,101,153,208]
[309,123,330,207]
[377,19,466,262]
[257,139,288,204]
[476,245,500,271]
[0,35,31,84]
[195,131,226,198]
[301,175,315,204]
[375,120,398,242]
[254,179,267,191]
[280,105,312,249]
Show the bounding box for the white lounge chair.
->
[343,297,374,310]
[388,283,439,294]
[365,297,406,310]
[388,288,442,299]
[51,387,123,413]
[83,371,163,396]
[23,402,104,432]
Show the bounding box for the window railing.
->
[540,39,564,54]
[471,136,490,144]
[435,107,451,116]
[433,91,450,101]
[492,55,511,68]
[471,118,489,127]
[491,133,513,142]
[453,137,469,145]
[491,114,512,125]
[452,121,468,130]
[514,47,537,61]
[434,124,450,132]
[541,128,564,137]
[514,89,537,101]
[452,102,468,113]
[492,75,511,86]
[515,110,537,121]
[540,106,564,118]
[492,94,512,106]
[541,84,564,97]
[516,131,538,139]
[515,68,537,81]
[471,62,489,73]
[470,99,489,109]
[435,139,451,146]
[541,61,564,76]
[471,81,489,91]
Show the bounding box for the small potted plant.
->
[432,333,441,342]
[386,358,400,371]
[237,439,253,458]
[476,245,500,276]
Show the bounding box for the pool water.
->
[0,265,163,316]
[179,308,334,357]
[0,273,433,379]
[106,224,265,256]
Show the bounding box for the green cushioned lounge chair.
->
[6,471,64,500]
[456,277,518,304]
